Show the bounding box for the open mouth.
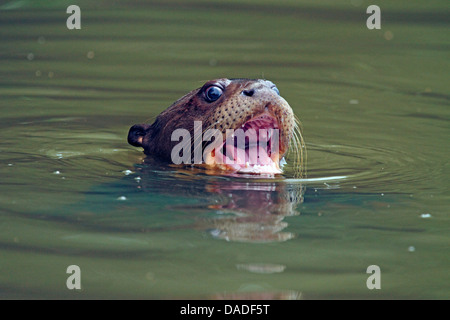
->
[205,113,287,175]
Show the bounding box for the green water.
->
[0,0,449,299]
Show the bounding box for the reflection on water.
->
[210,290,302,300]
[135,159,304,243]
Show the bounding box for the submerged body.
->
[128,78,305,176]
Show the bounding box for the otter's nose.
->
[241,82,277,98]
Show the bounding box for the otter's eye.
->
[272,86,280,95]
[205,86,223,102]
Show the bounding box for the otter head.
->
[128,78,304,176]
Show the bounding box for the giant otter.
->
[128,78,305,176]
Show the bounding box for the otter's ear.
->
[128,124,151,147]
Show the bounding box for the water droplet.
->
[384,31,394,41]
[210,229,221,237]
